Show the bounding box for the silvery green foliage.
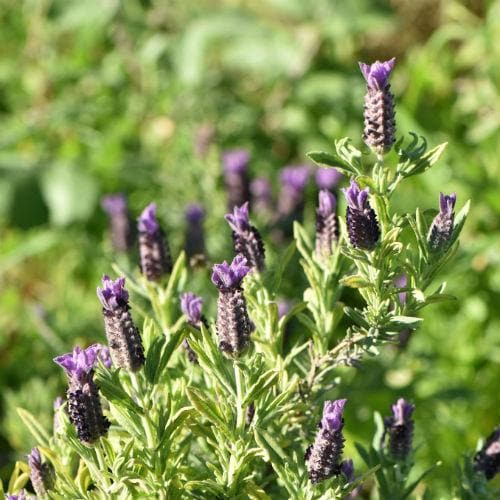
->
[7,63,484,500]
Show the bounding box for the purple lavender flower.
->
[278,166,310,217]
[184,203,206,264]
[97,275,145,372]
[211,255,252,356]
[101,193,134,252]
[315,168,342,191]
[342,180,380,250]
[225,202,265,272]
[250,177,273,215]
[306,399,347,484]
[138,203,172,281]
[96,344,112,368]
[223,149,251,210]
[359,58,396,154]
[383,398,415,460]
[474,428,500,480]
[316,190,339,257]
[28,447,54,498]
[54,346,110,443]
[6,491,28,500]
[428,193,456,252]
[180,292,204,363]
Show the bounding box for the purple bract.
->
[185,203,205,224]
[97,275,129,311]
[101,193,127,215]
[359,58,396,90]
[391,398,415,426]
[211,255,250,290]
[315,168,342,190]
[280,166,310,192]
[225,202,251,233]
[321,399,347,432]
[318,190,336,217]
[54,345,101,381]
[342,180,369,212]
[138,203,160,234]
[181,292,203,325]
[439,192,456,216]
[222,149,250,173]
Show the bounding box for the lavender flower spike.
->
[225,202,266,272]
[428,192,456,252]
[54,345,110,443]
[316,190,339,257]
[342,180,380,250]
[101,193,134,252]
[383,398,415,460]
[211,255,252,356]
[97,275,145,372]
[28,447,54,498]
[306,399,347,484]
[223,149,251,210]
[138,203,172,281]
[184,203,206,265]
[359,58,396,154]
[180,292,204,363]
[474,427,500,480]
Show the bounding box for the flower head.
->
[211,255,250,290]
[225,202,251,233]
[54,345,100,381]
[439,192,456,217]
[27,447,41,470]
[185,203,205,224]
[342,181,369,212]
[391,398,415,426]
[223,149,250,173]
[315,168,342,190]
[340,459,354,481]
[251,177,271,198]
[318,190,337,217]
[428,192,457,252]
[359,58,396,90]
[181,292,203,325]
[321,399,347,432]
[101,193,127,215]
[138,203,160,234]
[97,275,129,311]
[280,166,310,192]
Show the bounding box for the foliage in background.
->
[0,0,499,497]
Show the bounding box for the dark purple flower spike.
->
[28,447,54,497]
[138,203,172,281]
[211,255,252,356]
[223,149,251,210]
[180,292,204,363]
[428,192,456,252]
[315,168,342,191]
[316,190,339,257]
[184,203,206,265]
[225,202,266,272]
[383,398,415,460]
[342,180,380,250]
[54,345,110,444]
[359,58,396,154]
[97,275,145,372]
[306,399,347,484]
[474,427,500,480]
[101,193,134,252]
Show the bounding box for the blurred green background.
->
[1,0,499,496]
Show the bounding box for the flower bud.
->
[316,190,339,257]
[97,276,145,372]
[474,428,500,480]
[359,58,396,154]
[306,399,347,484]
[180,292,204,363]
[28,447,54,498]
[54,345,110,444]
[138,203,172,281]
[101,193,134,252]
[383,398,415,460]
[222,149,251,210]
[428,193,456,252]
[342,181,380,250]
[211,255,252,356]
[225,202,265,272]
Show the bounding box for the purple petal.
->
[439,192,456,216]
[358,58,396,90]
[185,203,205,224]
[54,345,100,380]
[27,447,41,469]
[138,203,160,234]
[181,292,203,324]
[211,255,250,289]
[321,398,347,432]
[101,193,127,215]
[222,149,250,174]
[315,168,342,190]
[225,202,250,233]
[391,398,414,425]
[342,180,369,211]
[280,165,310,192]
[318,190,336,217]
[97,275,129,310]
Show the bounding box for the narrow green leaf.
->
[17,408,50,447]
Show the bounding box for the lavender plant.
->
[7,58,484,500]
